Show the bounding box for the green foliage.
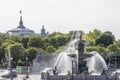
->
[84,29,101,45]
[10,43,24,61]
[0,38,3,46]
[43,37,50,43]
[0,47,5,62]
[20,37,29,48]
[96,46,106,52]
[107,44,119,52]
[46,46,56,53]
[86,46,106,52]
[25,47,37,64]
[8,35,21,43]
[28,36,43,48]
[17,59,24,66]
[0,29,119,67]
[55,46,65,53]
[4,40,16,45]
[116,39,120,47]
[104,31,115,40]
[48,32,64,37]
[57,36,68,46]
[86,46,97,52]
[0,33,9,41]
[50,37,58,49]
[95,32,114,47]
[48,32,70,50]
[42,38,50,50]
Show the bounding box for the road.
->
[0,74,42,80]
[0,70,42,80]
[14,74,41,80]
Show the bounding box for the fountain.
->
[86,51,108,75]
[41,31,120,80]
[54,31,107,75]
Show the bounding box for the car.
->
[41,68,54,79]
[1,70,17,78]
[111,69,120,75]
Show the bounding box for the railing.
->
[46,74,119,80]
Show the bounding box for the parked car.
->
[41,68,54,79]
[1,70,17,78]
[111,69,120,75]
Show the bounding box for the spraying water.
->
[86,51,108,74]
[54,41,77,74]
[54,31,107,75]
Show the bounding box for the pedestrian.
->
[53,67,58,75]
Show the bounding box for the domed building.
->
[7,11,36,37]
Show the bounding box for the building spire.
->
[18,10,25,29]
[20,10,22,14]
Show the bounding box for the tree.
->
[10,43,24,65]
[0,33,9,41]
[49,32,70,49]
[21,37,29,48]
[86,46,106,52]
[96,32,114,47]
[96,46,106,52]
[116,39,120,47]
[42,37,50,50]
[46,46,56,53]
[57,36,68,46]
[48,32,64,37]
[0,38,3,46]
[28,36,43,48]
[104,31,115,41]
[0,47,5,67]
[17,59,24,66]
[84,29,101,46]
[86,46,98,52]
[50,37,58,49]
[25,47,37,65]
[107,44,119,52]
[8,35,21,43]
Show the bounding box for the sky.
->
[0,0,120,39]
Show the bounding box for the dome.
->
[7,11,36,37]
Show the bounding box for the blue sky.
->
[0,0,120,39]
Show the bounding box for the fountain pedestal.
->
[77,32,93,74]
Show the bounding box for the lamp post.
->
[26,57,29,78]
[10,58,13,80]
[71,58,74,80]
[115,53,117,69]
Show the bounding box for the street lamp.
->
[71,58,74,80]
[10,58,13,80]
[26,57,29,78]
